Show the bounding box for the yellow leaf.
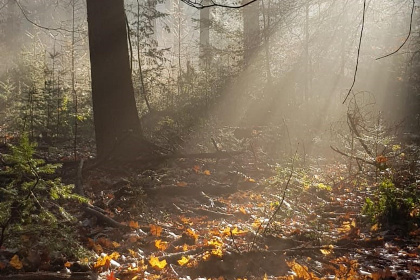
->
[155,239,169,251]
[177,256,189,266]
[320,245,334,255]
[222,226,231,236]
[129,220,140,229]
[112,241,120,248]
[183,243,188,251]
[371,223,379,232]
[150,224,162,236]
[231,227,248,236]
[203,170,211,175]
[128,249,137,257]
[207,238,223,248]
[10,255,23,270]
[177,181,188,187]
[211,247,223,257]
[248,178,256,183]
[149,256,167,270]
[252,219,262,229]
[239,207,247,214]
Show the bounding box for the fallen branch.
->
[133,151,244,163]
[158,246,213,264]
[0,272,93,280]
[82,206,129,229]
[330,146,376,167]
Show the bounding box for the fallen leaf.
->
[203,170,211,175]
[129,220,140,229]
[193,165,201,173]
[149,256,167,270]
[178,256,189,266]
[10,255,23,270]
[231,227,248,236]
[106,271,116,280]
[320,245,334,255]
[371,223,379,232]
[155,239,169,251]
[186,228,199,241]
[239,207,247,214]
[64,261,72,268]
[177,181,188,187]
[150,224,162,236]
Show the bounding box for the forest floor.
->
[0,132,419,280]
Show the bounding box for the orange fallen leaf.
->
[193,165,201,173]
[10,255,23,270]
[186,228,198,241]
[64,261,72,268]
[106,271,116,280]
[177,181,188,187]
[150,224,162,236]
[203,170,211,175]
[94,252,120,269]
[129,220,140,229]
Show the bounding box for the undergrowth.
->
[0,134,88,258]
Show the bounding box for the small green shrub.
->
[0,134,87,257]
[362,179,420,226]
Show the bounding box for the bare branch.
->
[376,0,415,60]
[343,0,366,104]
[181,0,259,9]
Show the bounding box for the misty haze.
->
[0,0,419,279]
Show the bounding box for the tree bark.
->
[86,0,142,159]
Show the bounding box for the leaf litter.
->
[0,138,419,280]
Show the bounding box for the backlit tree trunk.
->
[86,0,142,159]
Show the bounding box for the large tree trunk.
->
[86,0,142,159]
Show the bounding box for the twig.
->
[347,112,374,158]
[14,0,80,34]
[343,0,366,104]
[376,0,415,60]
[211,138,220,152]
[230,228,241,253]
[181,0,259,9]
[249,148,297,251]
